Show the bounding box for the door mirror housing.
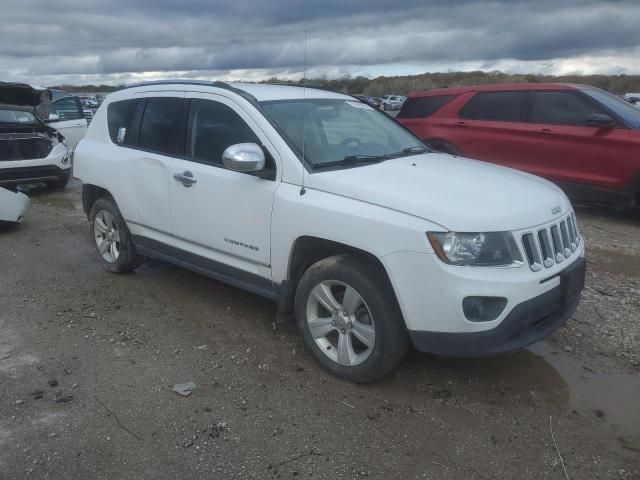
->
[222,143,266,172]
[586,113,615,128]
[48,113,60,122]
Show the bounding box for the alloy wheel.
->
[93,210,120,263]
[305,280,375,366]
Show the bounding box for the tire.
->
[294,254,409,383]
[48,169,71,189]
[89,197,142,273]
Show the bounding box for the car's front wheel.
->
[89,197,141,273]
[294,254,409,383]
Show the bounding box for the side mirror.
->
[222,143,265,172]
[48,113,60,122]
[586,113,615,128]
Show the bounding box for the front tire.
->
[89,197,141,273]
[294,254,409,383]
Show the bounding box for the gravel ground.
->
[1,181,639,479]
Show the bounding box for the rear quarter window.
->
[397,95,457,119]
[460,91,525,122]
[107,100,133,143]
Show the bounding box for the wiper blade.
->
[402,146,428,154]
[314,154,384,169]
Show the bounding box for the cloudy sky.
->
[2,0,639,86]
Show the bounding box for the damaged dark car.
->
[0,82,72,189]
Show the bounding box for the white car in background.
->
[380,95,406,111]
[0,82,72,189]
[48,93,89,148]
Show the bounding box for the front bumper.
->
[409,257,586,357]
[0,165,71,186]
[0,187,30,224]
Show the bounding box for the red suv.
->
[397,83,640,206]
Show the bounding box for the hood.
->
[307,153,572,232]
[0,82,52,120]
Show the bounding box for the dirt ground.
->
[1,180,639,480]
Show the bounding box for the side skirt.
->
[132,235,280,301]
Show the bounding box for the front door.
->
[169,94,280,290]
[522,90,631,190]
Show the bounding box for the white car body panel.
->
[51,117,87,149]
[74,82,584,344]
[0,187,29,224]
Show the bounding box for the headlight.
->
[427,232,522,266]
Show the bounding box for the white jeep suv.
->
[74,81,585,382]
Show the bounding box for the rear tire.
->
[294,254,409,383]
[89,197,141,273]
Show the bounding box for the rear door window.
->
[530,91,604,126]
[138,97,184,155]
[460,91,525,122]
[397,95,457,119]
[107,99,134,143]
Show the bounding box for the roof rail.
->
[119,80,258,103]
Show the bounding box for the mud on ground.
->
[1,182,639,479]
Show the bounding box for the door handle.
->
[456,121,467,128]
[537,128,552,136]
[173,171,197,187]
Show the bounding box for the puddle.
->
[528,342,640,442]
[31,191,82,212]
[587,247,640,276]
[433,342,640,442]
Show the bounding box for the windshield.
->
[260,99,425,168]
[0,109,37,125]
[581,87,640,128]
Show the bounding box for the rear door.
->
[453,91,531,168]
[523,90,630,189]
[168,93,280,289]
[110,93,186,245]
[48,96,87,148]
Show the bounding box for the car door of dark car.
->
[524,90,630,191]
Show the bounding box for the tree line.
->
[50,70,640,96]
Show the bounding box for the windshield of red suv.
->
[260,98,425,168]
[581,87,640,128]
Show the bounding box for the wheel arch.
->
[277,236,396,316]
[81,183,114,218]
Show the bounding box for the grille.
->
[521,214,580,271]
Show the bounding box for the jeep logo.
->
[551,206,562,215]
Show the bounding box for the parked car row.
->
[397,83,640,208]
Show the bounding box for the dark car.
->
[397,83,640,207]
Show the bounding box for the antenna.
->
[300,29,307,196]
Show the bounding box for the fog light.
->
[61,154,70,165]
[462,297,507,322]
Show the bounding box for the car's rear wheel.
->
[294,254,409,383]
[89,197,141,273]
